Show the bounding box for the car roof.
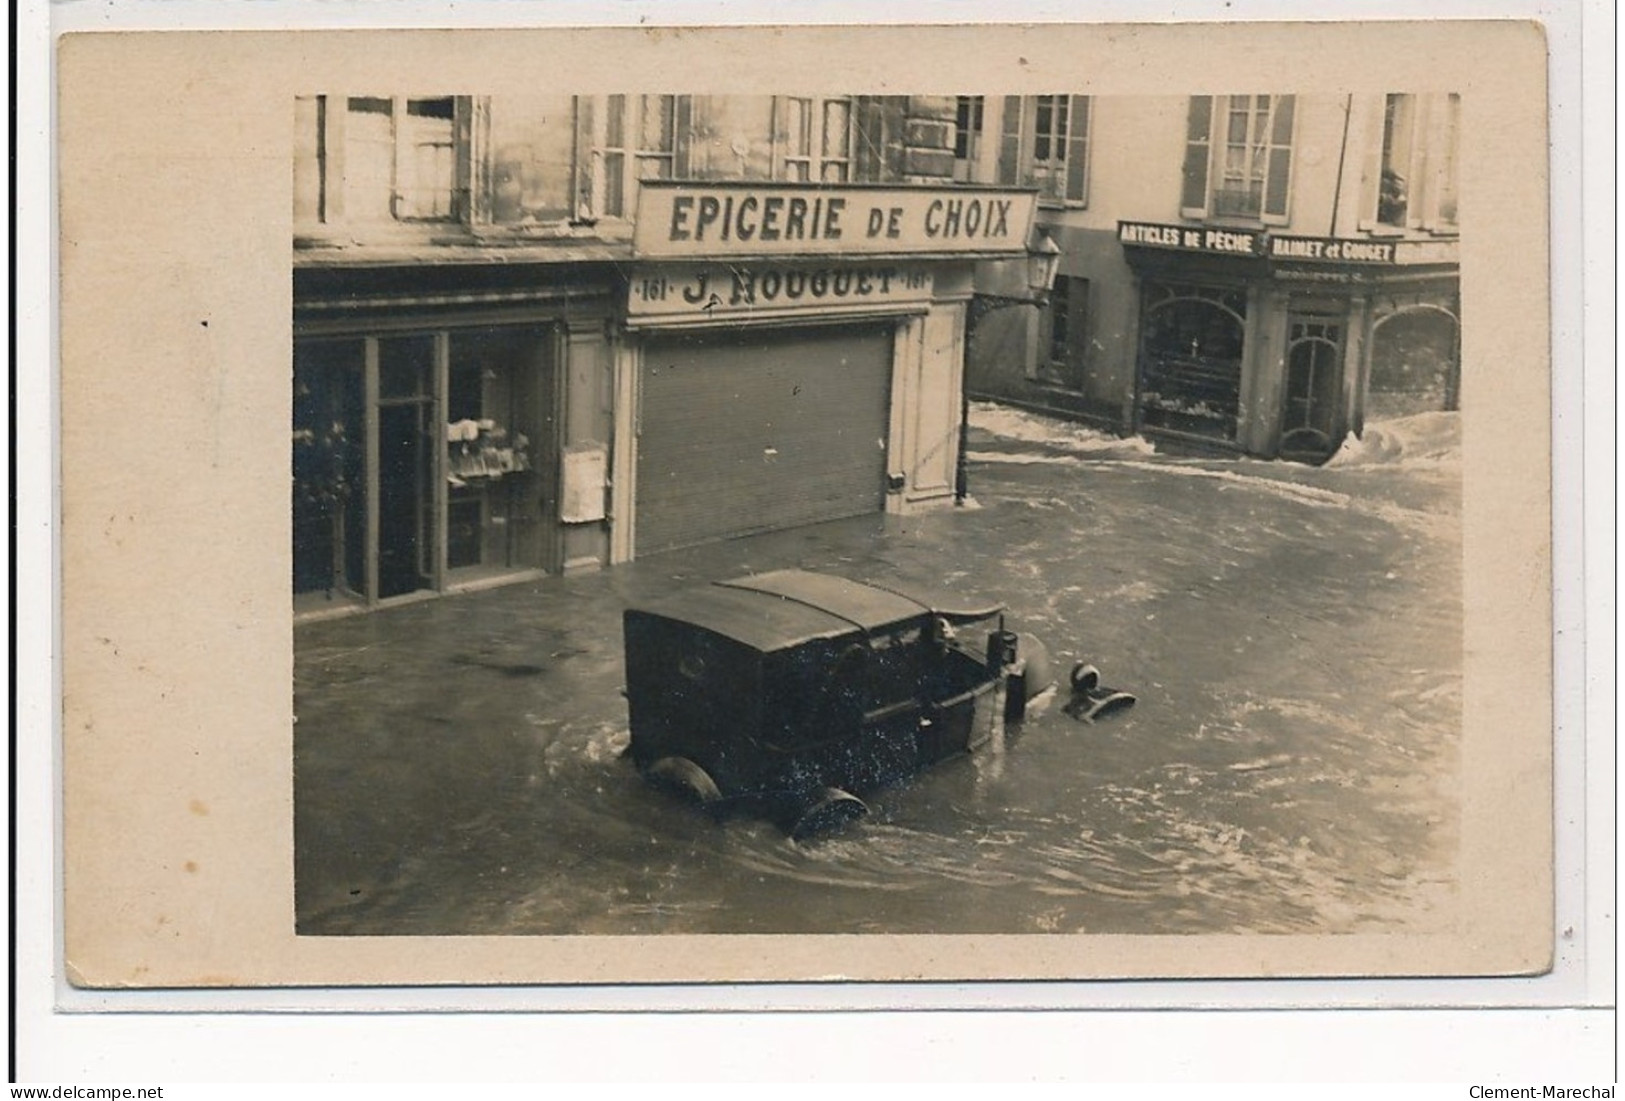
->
[626,569,961,652]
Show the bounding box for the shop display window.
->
[293,326,553,615]
[445,330,548,578]
[293,340,365,604]
[1137,283,1248,442]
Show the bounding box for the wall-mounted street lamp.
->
[955,228,1063,504]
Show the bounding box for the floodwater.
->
[294,407,1461,937]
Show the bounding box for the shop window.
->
[1368,307,1461,419]
[445,330,546,576]
[998,95,1090,205]
[589,95,687,219]
[293,340,365,604]
[1364,92,1460,232]
[953,95,985,182]
[293,327,554,614]
[1181,95,1295,224]
[775,96,853,182]
[1137,283,1249,442]
[293,95,471,227]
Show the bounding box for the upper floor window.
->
[346,96,460,221]
[587,94,686,220]
[294,94,470,228]
[998,95,1090,206]
[1366,92,1459,232]
[1181,94,1295,224]
[954,96,985,182]
[775,96,853,182]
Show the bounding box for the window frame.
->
[772,96,855,183]
[1360,92,1460,234]
[953,95,986,183]
[1179,94,1296,226]
[998,94,1091,208]
[295,94,474,230]
[586,94,688,222]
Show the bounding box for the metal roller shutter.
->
[637,325,892,556]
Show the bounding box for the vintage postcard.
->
[57,19,1552,989]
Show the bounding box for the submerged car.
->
[623,569,1052,839]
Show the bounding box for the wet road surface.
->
[294,410,1461,936]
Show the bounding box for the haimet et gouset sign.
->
[633,182,1038,259]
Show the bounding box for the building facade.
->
[292,94,1039,617]
[959,93,1462,461]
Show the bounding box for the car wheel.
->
[789,787,868,842]
[644,756,722,807]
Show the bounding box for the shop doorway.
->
[636,324,892,557]
[375,337,438,599]
[1280,315,1345,463]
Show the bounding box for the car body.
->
[623,569,1049,838]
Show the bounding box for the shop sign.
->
[1117,221,1265,257]
[1393,238,1460,265]
[628,263,934,322]
[1269,235,1399,264]
[634,182,1037,259]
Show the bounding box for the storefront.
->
[1119,221,1459,462]
[614,181,1038,560]
[291,253,618,617]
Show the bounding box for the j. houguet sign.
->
[634,182,1038,259]
[627,263,934,323]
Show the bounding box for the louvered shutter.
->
[1180,96,1212,213]
[1065,95,1089,204]
[997,96,1023,185]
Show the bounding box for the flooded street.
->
[294,408,1461,937]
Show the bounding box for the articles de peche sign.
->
[633,181,1038,259]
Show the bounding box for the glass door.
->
[373,335,440,600]
[1281,315,1344,462]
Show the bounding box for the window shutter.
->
[1065,95,1089,204]
[1263,94,1294,219]
[997,96,1023,185]
[1180,96,1212,213]
[459,96,484,225]
[571,96,596,220]
[673,95,693,178]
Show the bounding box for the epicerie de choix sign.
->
[633,182,1039,259]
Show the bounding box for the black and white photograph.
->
[51,19,1559,996]
[289,88,1471,940]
